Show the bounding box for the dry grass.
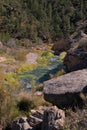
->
[63,106,87,130]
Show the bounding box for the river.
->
[19,55,63,91]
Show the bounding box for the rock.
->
[19,117,27,123]
[64,49,87,72]
[64,31,87,72]
[34,91,43,96]
[52,39,69,54]
[12,106,65,130]
[27,115,42,127]
[31,110,44,120]
[42,106,65,130]
[12,121,21,130]
[69,31,87,44]
[21,122,32,130]
[26,52,39,64]
[44,69,87,108]
[12,117,32,130]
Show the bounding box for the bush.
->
[17,63,37,74]
[35,84,43,91]
[0,71,20,129]
[14,50,26,61]
[37,51,54,65]
[0,32,11,42]
[55,69,66,77]
[16,39,32,47]
[17,97,35,113]
[41,51,54,58]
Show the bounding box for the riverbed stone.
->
[44,69,87,108]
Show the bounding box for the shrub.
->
[17,96,35,113]
[14,50,26,61]
[16,39,32,47]
[37,51,54,65]
[17,63,37,74]
[0,71,20,129]
[55,69,66,77]
[35,84,43,91]
[59,52,67,60]
[41,51,54,58]
[32,95,52,109]
[0,32,10,42]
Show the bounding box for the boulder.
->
[42,106,65,130]
[12,117,32,130]
[52,39,69,54]
[27,115,42,127]
[21,122,31,130]
[64,49,87,72]
[64,31,87,72]
[44,69,87,108]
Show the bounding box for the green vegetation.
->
[17,63,38,74]
[17,96,35,114]
[0,0,87,129]
[63,107,87,130]
[0,32,10,42]
[55,69,66,77]
[0,0,87,45]
[38,51,54,65]
[0,71,19,128]
[0,69,51,129]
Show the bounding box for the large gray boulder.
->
[44,69,87,108]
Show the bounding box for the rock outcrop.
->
[12,117,32,130]
[64,49,87,72]
[12,106,65,130]
[42,106,65,130]
[64,31,87,72]
[44,69,87,108]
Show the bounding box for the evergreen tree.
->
[0,0,87,42]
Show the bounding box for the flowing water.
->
[19,56,63,90]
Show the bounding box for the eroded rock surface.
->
[42,106,65,130]
[12,106,65,130]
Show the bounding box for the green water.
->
[19,56,63,90]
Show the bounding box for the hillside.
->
[0,0,87,44]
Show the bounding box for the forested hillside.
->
[0,0,87,43]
